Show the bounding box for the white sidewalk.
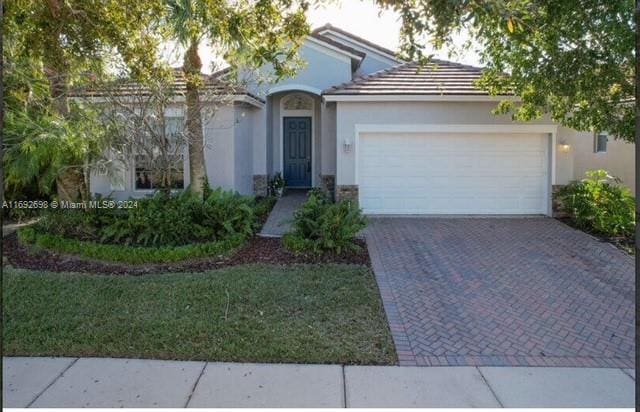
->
[2,357,635,408]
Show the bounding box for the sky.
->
[162,0,481,73]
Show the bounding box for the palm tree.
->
[166,0,209,197]
[164,0,311,197]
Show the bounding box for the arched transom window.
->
[282,93,313,111]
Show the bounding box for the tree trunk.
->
[183,40,207,198]
[55,169,85,203]
[46,63,84,202]
[44,1,83,202]
[44,66,69,117]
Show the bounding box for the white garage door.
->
[358,132,549,215]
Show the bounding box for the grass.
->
[17,227,244,264]
[2,264,396,365]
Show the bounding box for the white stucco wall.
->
[335,101,556,186]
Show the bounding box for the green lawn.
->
[2,264,396,365]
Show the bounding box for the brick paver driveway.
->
[365,217,635,368]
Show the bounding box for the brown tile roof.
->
[70,68,265,103]
[323,60,506,96]
[312,23,400,60]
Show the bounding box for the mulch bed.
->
[2,233,371,275]
[555,217,635,255]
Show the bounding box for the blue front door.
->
[283,117,312,187]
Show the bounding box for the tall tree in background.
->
[165,0,310,197]
[4,0,164,200]
[377,0,635,142]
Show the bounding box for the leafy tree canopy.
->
[5,0,165,83]
[378,0,635,142]
[163,0,311,80]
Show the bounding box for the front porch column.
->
[252,107,268,196]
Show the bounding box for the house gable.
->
[313,24,401,76]
[249,41,356,97]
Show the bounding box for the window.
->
[595,133,608,153]
[282,93,313,110]
[135,117,185,190]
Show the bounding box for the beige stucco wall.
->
[557,127,635,194]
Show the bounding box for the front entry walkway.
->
[259,190,307,237]
[365,217,635,368]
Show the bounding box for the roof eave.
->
[322,94,519,102]
[312,24,401,63]
[306,34,366,62]
[69,93,265,107]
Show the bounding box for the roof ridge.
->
[427,58,484,71]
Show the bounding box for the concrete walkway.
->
[259,190,307,237]
[3,357,635,408]
[2,219,38,237]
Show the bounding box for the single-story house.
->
[89,23,635,215]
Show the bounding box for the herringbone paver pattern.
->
[365,218,635,367]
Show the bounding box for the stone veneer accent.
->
[320,175,336,200]
[253,174,268,197]
[552,184,567,217]
[335,184,358,204]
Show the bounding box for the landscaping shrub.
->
[253,196,277,224]
[31,188,263,248]
[283,190,367,255]
[200,188,255,240]
[100,191,207,246]
[35,195,118,241]
[18,227,243,264]
[555,170,635,238]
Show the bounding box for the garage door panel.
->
[358,132,548,215]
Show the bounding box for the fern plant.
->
[283,191,367,255]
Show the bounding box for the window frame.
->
[133,116,187,192]
[594,132,608,154]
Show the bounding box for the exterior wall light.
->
[343,138,352,153]
[558,140,571,152]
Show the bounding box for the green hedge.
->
[555,170,635,238]
[18,227,244,264]
[36,189,259,248]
